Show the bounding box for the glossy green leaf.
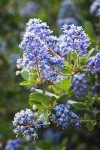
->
[20,81,33,86]
[29,99,45,109]
[58,94,68,103]
[87,98,95,107]
[43,108,48,121]
[71,50,78,60]
[60,79,70,92]
[88,48,95,58]
[61,68,73,75]
[28,73,36,84]
[86,122,94,131]
[84,113,90,119]
[30,92,49,105]
[21,70,29,81]
[80,57,87,64]
[73,102,87,110]
[29,99,41,105]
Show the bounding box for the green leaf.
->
[84,114,96,131]
[73,102,87,110]
[21,70,29,81]
[84,113,90,120]
[30,92,49,105]
[61,68,68,74]
[29,99,41,106]
[37,109,43,117]
[61,61,73,75]
[61,68,73,75]
[29,99,45,110]
[43,108,48,121]
[51,96,57,101]
[58,94,68,103]
[88,48,95,58]
[84,21,95,39]
[86,122,94,131]
[87,98,95,107]
[28,73,36,84]
[30,67,35,73]
[20,81,33,86]
[86,92,95,107]
[80,57,87,65]
[71,50,78,60]
[60,79,70,92]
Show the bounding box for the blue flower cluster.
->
[13,109,49,139]
[50,104,80,128]
[5,138,22,150]
[17,18,63,82]
[87,52,100,74]
[90,0,100,18]
[57,0,81,31]
[70,74,89,98]
[58,24,90,56]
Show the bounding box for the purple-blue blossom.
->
[50,104,80,128]
[61,24,90,56]
[90,0,100,18]
[5,139,22,150]
[13,109,49,139]
[70,74,89,98]
[17,18,64,82]
[87,52,100,74]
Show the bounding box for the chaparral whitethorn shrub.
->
[13,18,100,139]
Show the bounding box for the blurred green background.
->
[0,0,100,149]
